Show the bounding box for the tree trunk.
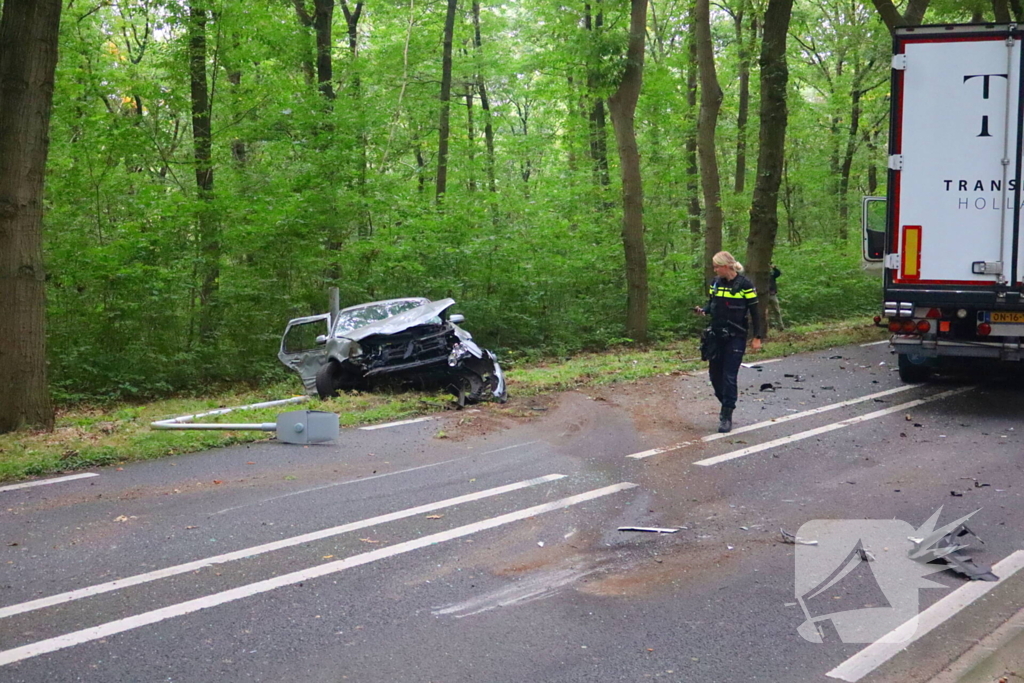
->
[607,0,649,343]
[871,0,931,33]
[695,0,724,285]
[0,0,60,433]
[686,16,702,266]
[313,0,335,100]
[435,0,457,203]
[471,1,497,194]
[994,0,1011,22]
[838,86,862,239]
[585,4,611,191]
[465,87,477,191]
[745,0,793,340]
[733,6,754,194]
[188,3,219,347]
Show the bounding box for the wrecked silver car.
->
[278,298,507,406]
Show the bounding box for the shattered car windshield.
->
[333,299,428,335]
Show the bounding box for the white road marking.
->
[480,441,539,455]
[0,473,98,493]
[627,385,917,460]
[0,474,567,621]
[860,340,890,347]
[0,482,637,667]
[626,441,694,460]
[742,358,783,368]
[701,385,917,443]
[359,417,432,430]
[827,549,1024,682]
[693,386,973,466]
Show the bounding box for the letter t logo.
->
[963,73,1009,137]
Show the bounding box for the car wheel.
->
[897,353,932,383]
[448,371,485,408]
[315,360,342,399]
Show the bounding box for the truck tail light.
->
[888,321,902,333]
[978,322,992,336]
[926,308,941,319]
[916,320,931,333]
[901,320,916,334]
[939,320,951,332]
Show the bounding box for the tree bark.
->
[745,0,793,340]
[313,0,335,100]
[585,4,611,191]
[733,5,754,194]
[695,0,724,285]
[994,0,1012,22]
[686,16,702,263]
[472,1,497,194]
[188,3,219,347]
[435,0,457,203]
[870,0,931,33]
[607,0,649,343]
[0,0,60,432]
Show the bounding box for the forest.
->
[0,0,1016,432]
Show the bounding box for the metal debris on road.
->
[780,528,818,546]
[618,526,682,534]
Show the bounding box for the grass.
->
[0,318,887,483]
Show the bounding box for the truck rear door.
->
[891,25,1024,286]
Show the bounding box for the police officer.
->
[693,251,762,433]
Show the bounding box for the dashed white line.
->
[693,386,973,466]
[0,473,98,493]
[0,474,567,621]
[626,385,917,460]
[359,417,432,430]
[0,481,637,667]
[701,385,917,443]
[860,340,890,347]
[626,442,694,460]
[827,549,1024,681]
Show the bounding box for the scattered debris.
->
[426,514,444,519]
[975,482,991,488]
[759,383,776,392]
[538,541,545,547]
[910,520,998,581]
[618,526,682,534]
[780,528,818,546]
[951,491,963,497]
[857,548,876,562]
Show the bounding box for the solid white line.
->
[359,417,432,430]
[627,385,917,460]
[0,482,637,667]
[827,549,1024,682]
[860,340,890,347]
[0,473,98,493]
[627,441,694,460]
[0,474,567,621]
[701,385,917,443]
[694,387,973,466]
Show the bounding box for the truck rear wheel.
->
[897,353,932,383]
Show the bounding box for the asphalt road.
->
[2,340,1024,683]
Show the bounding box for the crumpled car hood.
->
[337,298,456,341]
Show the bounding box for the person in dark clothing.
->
[768,264,784,331]
[693,251,762,433]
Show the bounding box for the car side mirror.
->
[315,334,328,345]
[450,314,465,324]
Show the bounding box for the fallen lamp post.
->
[150,396,339,445]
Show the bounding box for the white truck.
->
[864,23,1024,382]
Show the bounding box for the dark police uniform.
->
[703,274,761,428]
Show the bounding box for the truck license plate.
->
[990,311,1024,323]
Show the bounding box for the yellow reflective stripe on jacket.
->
[710,289,755,300]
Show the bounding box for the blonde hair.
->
[712,251,744,273]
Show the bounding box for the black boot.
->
[718,407,733,433]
